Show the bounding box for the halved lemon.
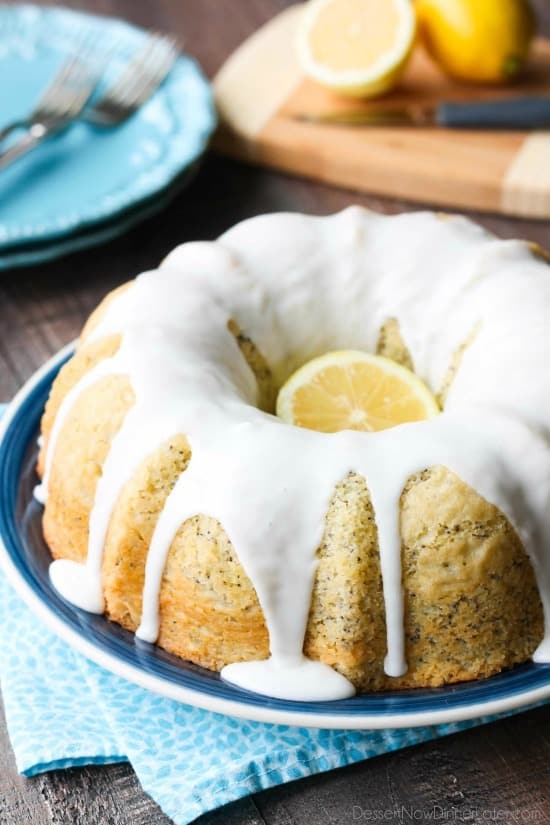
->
[276,350,439,433]
[297,0,416,99]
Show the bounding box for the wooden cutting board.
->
[213,5,550,218]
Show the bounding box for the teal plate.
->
[0,5,216,259]
[0,162,200,271]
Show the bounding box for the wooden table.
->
[1,1,550,822]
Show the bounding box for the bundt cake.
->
[35,208,550,701]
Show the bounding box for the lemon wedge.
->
[297,0,416,99]
[276,350,439,433]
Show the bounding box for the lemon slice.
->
[276,350,439,433]
[297,0,416,99]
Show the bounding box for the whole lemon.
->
[416,0,536,83]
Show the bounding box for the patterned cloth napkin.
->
[0,404,544,825]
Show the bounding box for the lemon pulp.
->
[297,0,416,99]
[276,350,439,434]
[308,0,401,72]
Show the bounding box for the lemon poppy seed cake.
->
[35,208,550,700]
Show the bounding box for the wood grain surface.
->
[1,2,550,824]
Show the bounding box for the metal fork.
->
[0,34,178,172]
[86,34,179,126]
[0,48,101,170]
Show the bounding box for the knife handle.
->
[436,96,550,130]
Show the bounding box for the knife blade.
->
[293,95,550,130]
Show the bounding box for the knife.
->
[293,95,550,130]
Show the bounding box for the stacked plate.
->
[0,4,216,270]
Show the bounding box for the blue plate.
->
[0,161,200,271]
[0,5,216,258]
[1,348,549,729]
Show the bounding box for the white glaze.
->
[38,208,550,701]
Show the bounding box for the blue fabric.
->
[0,401,545,825]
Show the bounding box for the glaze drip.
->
[37,209,550,701]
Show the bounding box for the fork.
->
[0,48,101,170]
[0,34,178,172]
[86,34,179,127]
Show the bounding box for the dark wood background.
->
[1,1,550,823]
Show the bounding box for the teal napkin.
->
[0,404,545,824]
